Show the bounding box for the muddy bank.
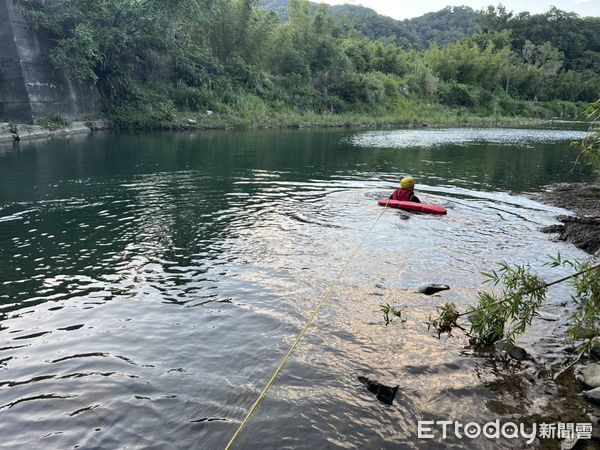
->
[534,183,600,255]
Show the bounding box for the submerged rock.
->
[583,387,600,404]
[576,364,600,389]
[590,337,600,360]
[418,284,450,295]
[358,376,399,405]
[536,311,559,322]
[494,342,532,361]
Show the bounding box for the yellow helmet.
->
[400,177,415,190]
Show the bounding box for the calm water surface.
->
[0,127,595,449]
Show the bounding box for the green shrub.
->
[548,101,581,119]
[105,85,176,128]
[438,82,476,107]
[173,48,222,88]
[270,46,310,77]
[495,91,529,116]
[169,84,216,112]
[403,65,438,99]
[35,114,71,130]
[475,89,496,111]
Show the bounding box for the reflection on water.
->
[0,128,595,448]
[348,127,590,149]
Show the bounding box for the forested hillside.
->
[24,0,600,128]
[258,0,480,49]
[479,6,600,72]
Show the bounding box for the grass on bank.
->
[35,114,71,130]
[103,89,587,130]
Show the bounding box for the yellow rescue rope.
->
[225,199,391,449]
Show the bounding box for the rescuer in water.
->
[389,176,420,203]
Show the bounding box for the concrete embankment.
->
[0,121,111,143]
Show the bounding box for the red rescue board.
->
[378,198,447,215]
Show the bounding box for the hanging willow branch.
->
[579,100,600,175]
[428,259,600,349]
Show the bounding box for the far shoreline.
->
[0,114,591,145]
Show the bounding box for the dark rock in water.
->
[358,376,399,405]
[495,343,532,361]
[418,284,450,295]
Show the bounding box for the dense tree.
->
[24,0,600,127]
[478,5,600,72]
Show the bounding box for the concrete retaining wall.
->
[0,0,102,123]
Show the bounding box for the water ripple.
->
[0,128,594,449]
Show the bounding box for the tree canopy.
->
[25,0,600,127]
[258,1,481,49]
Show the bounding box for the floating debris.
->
[358,376,399,405]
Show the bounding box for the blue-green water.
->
[0,127,595,449]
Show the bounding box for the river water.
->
[0,127,596,449]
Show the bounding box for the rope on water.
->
[225,198,391,449]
